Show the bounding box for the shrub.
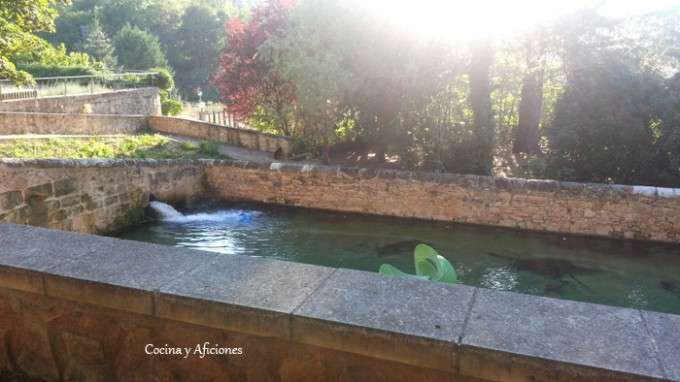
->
[161,98,183,116]
[198,141,220,156]
[113,25,167,70]
[16,63,99,77]
[545,61,680,186]
[151,67,174,91]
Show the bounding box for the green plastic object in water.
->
[379,244,458,283]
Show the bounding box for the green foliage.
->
[198,141,220,157]
[0,0,68,83]
[46,0,230,100]
[261,0,455,163]
[151,67,174,91]
[180,141,198,151]
[11,40,102,78]
[13,42,96,67]
[546,60,680,186]
[16,63,98,77]
[113,25,167,70]
[161,96,183,116]
[78,16,116,69]
[169,4,226,101]
[45,8,93,51]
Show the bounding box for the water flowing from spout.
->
[149,201,258,223]
[149,201,184,220]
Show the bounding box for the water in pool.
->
[117,201,680,315]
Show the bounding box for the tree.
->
[468,41,495,174]
[0,0,67,83]
[513,31,546,154]
[79,16,116,69]
[113,25,167,70]
[171,4,227,101]
[213,0,297,134]
[546,58,680,186]
[260,0,452,163]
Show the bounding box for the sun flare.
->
[361,0,680,40]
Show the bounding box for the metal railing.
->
[0,72,158,101]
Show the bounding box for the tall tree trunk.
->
[513,34,545,155]
[513,69,544,154]
[469,41,494,174]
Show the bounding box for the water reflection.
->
[480,267,519,291]
[118,202,680,315]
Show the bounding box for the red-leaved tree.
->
[213,0,296,135]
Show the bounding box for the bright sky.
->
[362,0,680,39]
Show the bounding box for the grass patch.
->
[0,135,230,160]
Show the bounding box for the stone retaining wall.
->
[148,116,293,156]
[0,112,147,135]
[0,159,205,233]
[206,161,680,243]
[0,88,161,116]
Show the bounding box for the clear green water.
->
[117,202,680,315]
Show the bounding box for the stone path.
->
[165,134,275,163]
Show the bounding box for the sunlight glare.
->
[360,0,679,40]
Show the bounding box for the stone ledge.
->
[291,268,476,372]
[0,223,675,381]
[460,288,667,381]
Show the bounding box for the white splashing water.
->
[149,201,258,223]
[149,201,184,220]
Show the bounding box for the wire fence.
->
[0,72,158,101]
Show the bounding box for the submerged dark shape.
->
[661,280,677,293]
[487,252,601,290]
[544,282,566,297]
[377,240,432,256]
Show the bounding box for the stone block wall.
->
[3,158,680,242]
[0,112,147,135]
[148,116,293,156]
[0,288,463,382]
[0,88,161,116]
[0,159,205,233]
[205,162,680,243]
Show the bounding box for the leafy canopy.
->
[114,24,167,70]
[0,0,68,83]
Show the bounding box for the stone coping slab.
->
[0,223,676,381]
[291,268,477,372]
[461,288,666,381]
[642,311,680,382]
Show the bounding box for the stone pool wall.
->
[0,224,677,382]
[3,158,680,242]
[0,88,161,116]
[148,116,293,156]
[206,161,680,243]
[0,159,205,233]
[0,112,147,135]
